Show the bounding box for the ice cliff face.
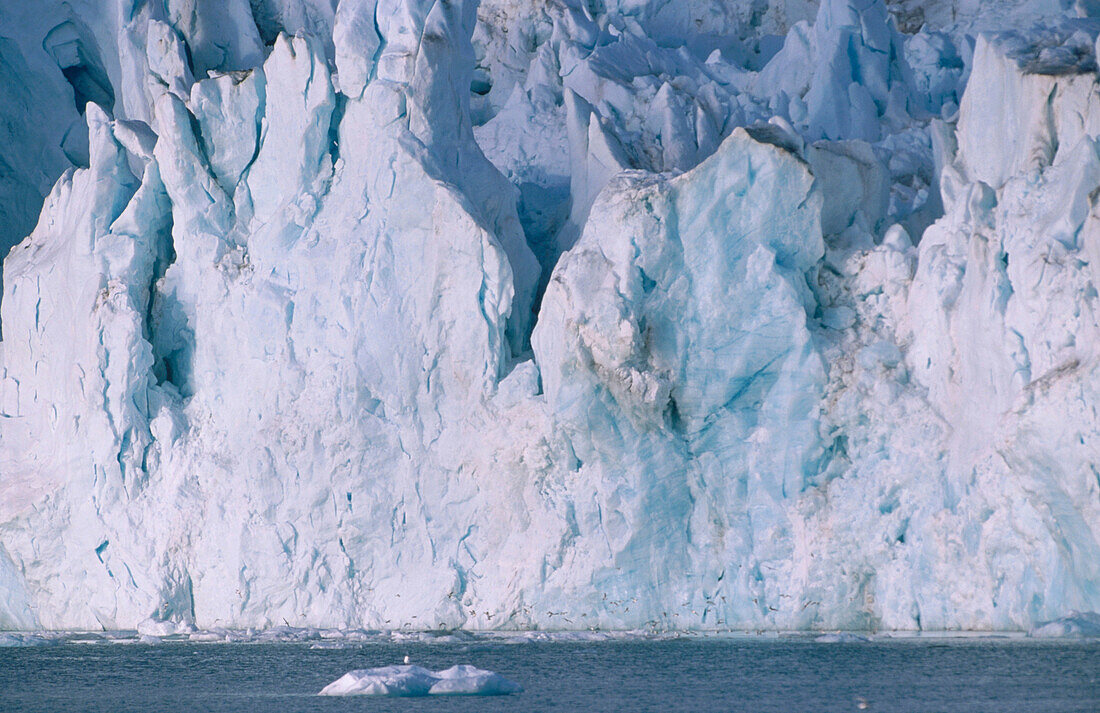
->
[0,0,1099,632]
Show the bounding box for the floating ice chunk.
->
[320,665,436,696]
[1028,612,1100,638]
[814,632,872,643]
[318,664,522,696]
[0,633,57,647]
[428,665,523,695]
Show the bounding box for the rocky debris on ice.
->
[318,664,522,696]
[985,19,1100,76]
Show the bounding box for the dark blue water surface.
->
[1,636,1098,712]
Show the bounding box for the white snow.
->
[318,664,522,696]
[0,0,1099,635]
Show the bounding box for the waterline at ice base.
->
[1,0,1099,636]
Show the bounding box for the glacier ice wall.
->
[1,0,1099,632]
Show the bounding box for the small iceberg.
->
[1028,612,1100,638]
[0,633,58,647]
[318,664,522,696]
[814,633,871,643]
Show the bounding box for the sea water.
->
[1,634,1097,712]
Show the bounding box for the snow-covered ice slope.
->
[0,0,1099,632]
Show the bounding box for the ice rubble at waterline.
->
[0,0,1099,634]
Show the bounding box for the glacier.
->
[0,0,1099,634]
